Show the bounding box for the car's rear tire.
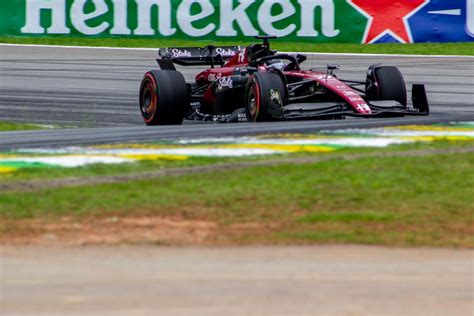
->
[367,66,407,106]
[246,72,287,122]
[139,70,190,125]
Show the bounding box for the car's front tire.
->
[246,72,287,122]
[139,70,190,125]
[366,66,407,106]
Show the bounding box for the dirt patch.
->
[1,214,471,247]
[0,216,223,246]
[0,214,286,246]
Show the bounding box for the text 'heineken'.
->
[21,0,340,37]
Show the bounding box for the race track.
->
[2,245,472,316]
[0,44,473,149]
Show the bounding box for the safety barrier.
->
[1,0,473,43]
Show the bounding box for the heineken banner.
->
[1,0,473,43]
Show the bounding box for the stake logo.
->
[217,77,233,89]
[170,48,192,58]
[215,47,238,57]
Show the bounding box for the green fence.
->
[4,0,471,43]
[0,0,366,43]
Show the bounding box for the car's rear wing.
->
[157,46,242,69]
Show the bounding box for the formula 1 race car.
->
[139,36,429,125]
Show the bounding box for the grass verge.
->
[1,144,472,247]
[0,121,46,131]
[1,37,473,55]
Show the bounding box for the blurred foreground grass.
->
[1,141,472,247]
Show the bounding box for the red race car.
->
[139,36,429,125]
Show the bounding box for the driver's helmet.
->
[267,59,286,71]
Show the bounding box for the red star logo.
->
[348,0,429,43]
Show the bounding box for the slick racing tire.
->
[371,66,407,106]
[139,70,190,125]
[246,72,287,122]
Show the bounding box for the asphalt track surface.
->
[0,44,473,149]
[2,245,472,316]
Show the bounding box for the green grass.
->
[1,36,473,55]
[0,121,46,131]
[1,148,473,247]
[297,212,396,223]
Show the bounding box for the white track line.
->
[1,43,472,59]
[0,43,156,51]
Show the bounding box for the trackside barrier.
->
[0,0,473,43]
